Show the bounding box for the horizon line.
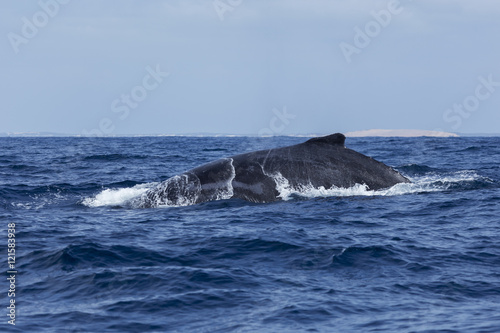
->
[2,131,500,138]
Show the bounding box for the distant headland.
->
[345,129,459,137]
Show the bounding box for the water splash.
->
[269,170,493,201]
[81,169,493,208]
[213,158,236,201]
[82,183,154,207]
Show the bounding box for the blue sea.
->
[2,136,500,332]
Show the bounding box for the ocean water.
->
[2,136,500,333]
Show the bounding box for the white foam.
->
[147,174,200,208]
[139,160,236,208]
[82,170,489,207]
[82,183,155,207]
[268,170,489,200]
[269,172,292,200]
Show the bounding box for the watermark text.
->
[259,106,296,136]
[213,0,243,21]
[7,0,71,54]
[82,64,169,136]
[339,0,409,63]
[7,223,16,326]
[442,74,499,130]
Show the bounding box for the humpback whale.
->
[138,133,409,207]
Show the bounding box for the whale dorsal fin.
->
[305,133,346,146]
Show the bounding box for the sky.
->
[1,0,500,136]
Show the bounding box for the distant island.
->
[345,129,459,137]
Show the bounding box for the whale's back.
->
[230,133,408,199]
[140,133,410,206]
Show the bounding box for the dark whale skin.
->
[140,133,410,206]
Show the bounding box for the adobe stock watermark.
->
[213,0,243,21]
[442,74,499,130]
[82,64,169,137]
[7,0,71,54]
[7,223,17,326]
[258,106,296,136]
[339,0,412,63]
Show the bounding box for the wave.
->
[397,164,440,176]
[81,169,494,208]
[20,242,174,271]
[201,148,228,152]
[83,154,148,161]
